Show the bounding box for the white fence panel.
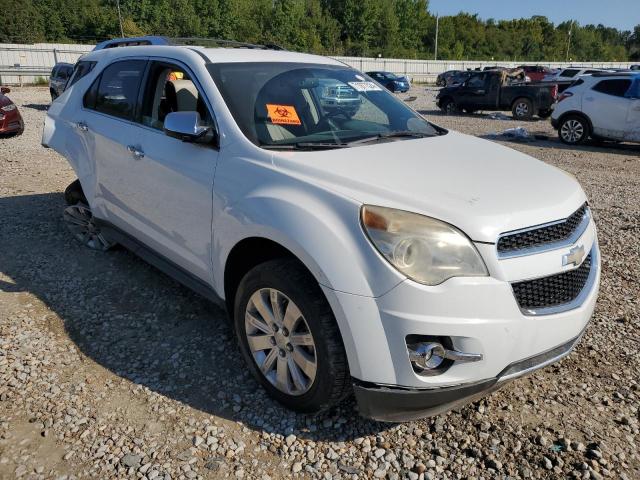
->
[0,43,92,84]
[0,42,634,85]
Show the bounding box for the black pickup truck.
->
[436,70,557,120]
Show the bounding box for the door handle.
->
[127,145,145,159]
[585,97,594,102]
[76,121,88,132]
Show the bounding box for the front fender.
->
[212,180,404,299]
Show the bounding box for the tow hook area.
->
[407,340,483,375]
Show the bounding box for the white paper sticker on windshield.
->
[348,81,383,92]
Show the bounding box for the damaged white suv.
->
[43,40,600,421]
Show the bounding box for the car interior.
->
[141,65,211,130]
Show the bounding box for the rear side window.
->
[85,60,147,121]
[560,69,579,78]
[592,79,632,97]
[67,61,97,89]
[58,66,72,81]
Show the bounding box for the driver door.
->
[457,73,488,109]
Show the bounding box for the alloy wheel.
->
[63,203,113,251]
[515,102,529,117]
[560,119,584,144]
[244,288,317,396]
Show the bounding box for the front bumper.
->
[550,116,559,129]
[354,328,585,421]
[0,111,24,135]
[321,218,599,421]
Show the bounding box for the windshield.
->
[207,62,438,149]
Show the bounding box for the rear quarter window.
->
[592,79,632,97]
[84,60,147,121]
[560,69,579,78]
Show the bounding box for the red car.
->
[0,87,24,136]
[518,65,553,82]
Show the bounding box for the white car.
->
[541,67,610,83]
[552,72,640,144]
[42,40,600,421]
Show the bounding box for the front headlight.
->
[361,205,488,286]
[1,104,16,112]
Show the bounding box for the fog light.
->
[407,341,483,375]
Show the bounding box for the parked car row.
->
[435,65,640,146]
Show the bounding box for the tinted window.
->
[560,69,579,78]
[67,61,97,89]
[466,74,485,88]
[140,61,214,131]
[58,66,71,80]
[592,79,632,97]
[91,60,146,120]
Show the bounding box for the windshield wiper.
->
[260,141,350,151]
[345,131,431,146]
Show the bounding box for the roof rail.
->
[93,36,285,51]
[171,37,285,50]
[93,36,170,51]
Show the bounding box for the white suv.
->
[43,41,600,421]
[551,72,640,145]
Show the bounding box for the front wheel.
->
[234,259,350,413]
[440,98,458,114]
[558,115,590,145]
[512,98,534,120]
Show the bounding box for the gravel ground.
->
[0,86,638,480]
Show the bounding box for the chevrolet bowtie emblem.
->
[562,245,585,267]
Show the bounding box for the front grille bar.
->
[497,204,590,259]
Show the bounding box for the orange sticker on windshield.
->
[266,104,301,126]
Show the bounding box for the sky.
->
[429,0,640,31]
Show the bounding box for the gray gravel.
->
[1,86,639,479]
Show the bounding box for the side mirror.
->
[0,86,10,94]
[164,111,217,145]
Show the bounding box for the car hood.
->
[271,131,586,243]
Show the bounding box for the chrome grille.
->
[512,253,592,312]
[497,204,588,256]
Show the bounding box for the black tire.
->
[538,109,552,119]
[558,114,590,145]
[234,259,351,413]
[440,97,458,114]
[64,179,87,205]
[512,97,534,120]
[463,108,477,114]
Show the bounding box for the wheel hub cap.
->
[63,203,113,251]
[245,288,317,396]
[561,119,584,143]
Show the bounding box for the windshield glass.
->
[207,62,438,148]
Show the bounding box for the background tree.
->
[1,0,636,62]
